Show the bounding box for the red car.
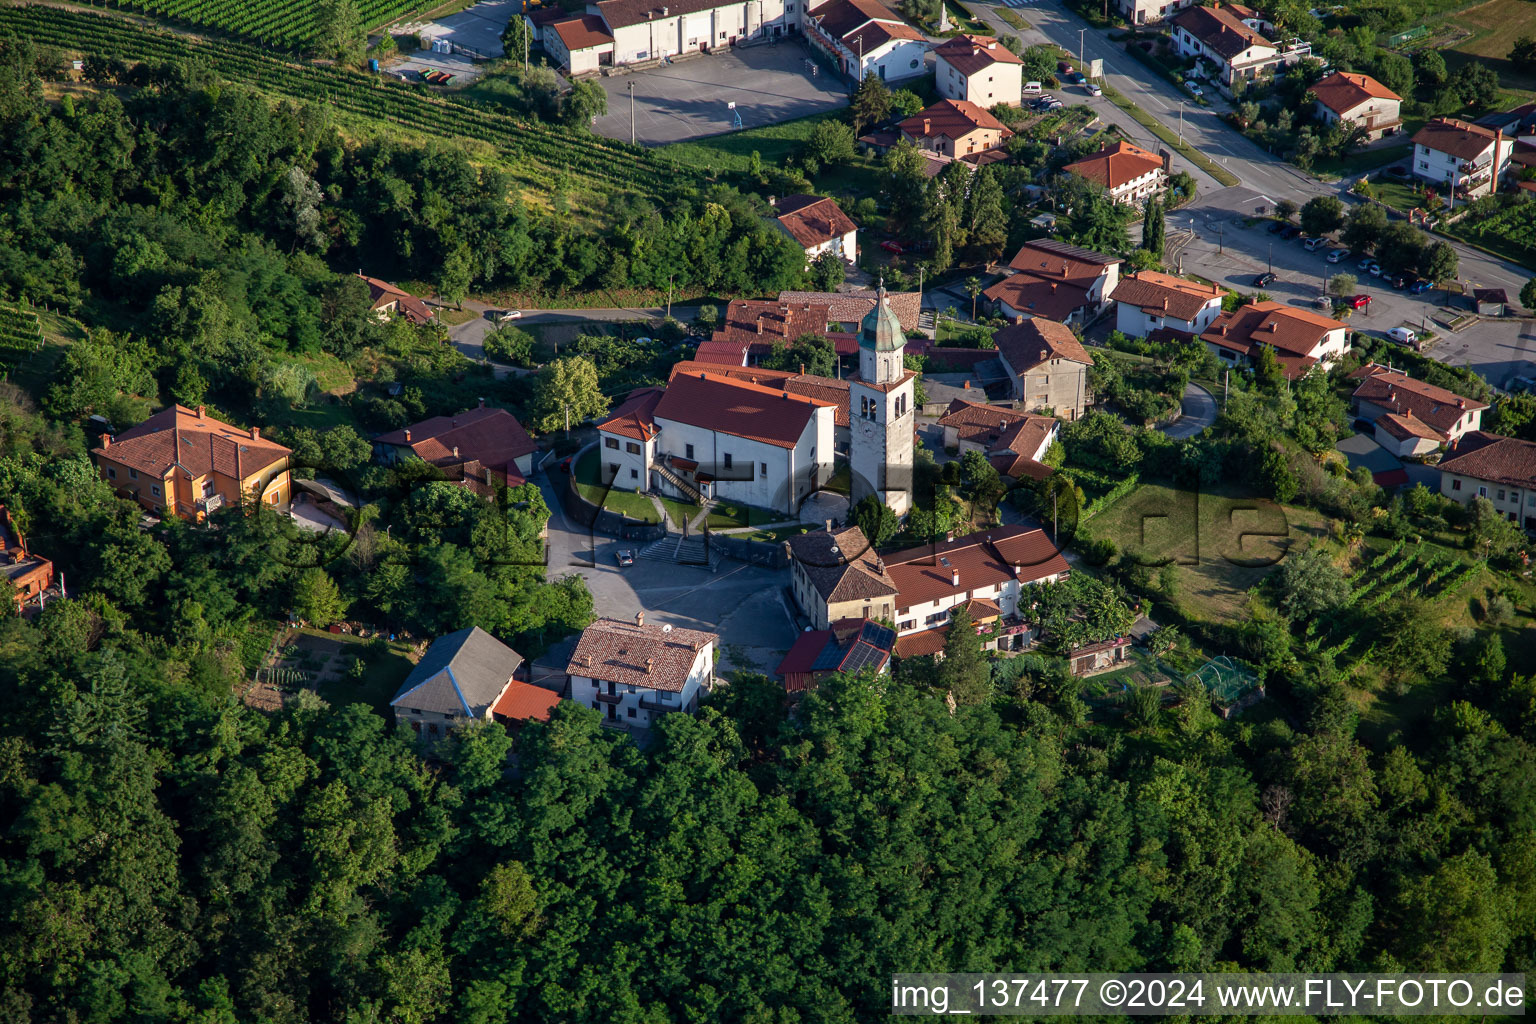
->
[1348,294,1373,310]
[879,240,904,255]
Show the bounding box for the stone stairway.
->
[652,461,703,503]
[637,528,720,570]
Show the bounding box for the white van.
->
[1024,81,1043,96]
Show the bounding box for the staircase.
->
[637,529,721,571]
[918,308,937,331]
[652,461,703,503]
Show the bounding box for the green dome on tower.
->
[859,281,906,352]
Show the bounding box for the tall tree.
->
[1141,196,1165,258]
[851,72,892,135]
[965,166,1008,263]
[529,355,608,433]
[939,604,989,704]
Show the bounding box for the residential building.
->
[589,0,799,70]
[359,274,433,325]
[1411,118,1514,200]
[849,284,917,514]
[772,194,859,265]
[777,289,923,333]
[776,618,896,691]
[1062,140,1170,205]
[595,370,835,513]
[1437,430,1536,530]
[1474,288,1508,316]
[389,626,534,737]
[804,0,925,82]
[92,405,291,520]
[786,524,900,629]
[1200,300,1347,379]
[1311,71,1401,140]
[668,360,854,448]
[898,100,1014,159]
[522,5,569,44]
[0,505,54,613]
[1067,636,1133,676]
[373,401,537,493]
[707,298,858,363]
[984,239,1122,325]
[1111,270,1226,337]
[992,317,1095,419]
[936,398,1059,480]
[543,14,616,73]
[1117,0,1194,25]
[567,614,718,734]
[1169,3,1310,90]
[933,34,1024,107]
[886,525,1070,657]
[1350,363,1487,449]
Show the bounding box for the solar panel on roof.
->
[810,640,847,672]
[837,641,891,675]
[858,621,897,650]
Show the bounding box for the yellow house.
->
[91,404,291,521]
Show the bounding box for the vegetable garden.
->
[76,0,422,49]
[0,305,43,377]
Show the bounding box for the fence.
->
[709,531,791,569]
[1387,25,1427,47]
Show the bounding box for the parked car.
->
[1303,236,1326,251]
[1186,81,1204,98]
[1046,98,1065,109]
[1327,248,1350,263]
[1508,375,1536,394]
[1085,82,1102,96]
[1410,279,1432,294]
[879,240,903,254]
[1367,262,1384,277]
[616,549,635,567]
[1387,326,1418,345]
[1348,294,1373,310]
[1280,224,1301,239]
[496,309,522,321]
[1269,220,1289,234]
[1253,271,1277,286]
[1067,71,1087,84]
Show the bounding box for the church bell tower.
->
[848,282,914,516]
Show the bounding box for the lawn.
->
[9,310,85,399]
[277,628,418,717]
[660,110,845,176]
[1367,177,1439,213]
[573,446,662,523]
[705,499,790,530]
[1084,479,1329,623]
[1434,0,1536,92]
[1310,142,1414,182]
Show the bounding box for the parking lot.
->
[401,0,515,57]
[590,40,849,145]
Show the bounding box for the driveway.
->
[402,0,517,57]
[1160,382,1217,439]
[590,41,848,145]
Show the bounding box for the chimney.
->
[1162,297,1168,312]
[876,558,885,575]
[1458,398,1466,409]
[478,397,485,409]
[196,405,205,419]
[645,657,654,675]
[800,362,806,375]
[250,426,260,441]
[102,435,111,449]
[826,518,833,532]
[946,530,954,542]
[636,611,645,627]
[1014,315,1025,325]
[584,654,592,668]
[1039,348,1048,361]
[951,569,960,587]
[923,118,931,135]
[962,380,970,389]
[404,429,412,442]
[452,446,460,458]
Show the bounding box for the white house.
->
[773,194,859,265]
[1311,71,1402,140]
[984,238,1122,326]
[1200,300,1347,379]
[1350,363,1488,450]
[1062,140,1169,205]
[933,34,1024,107]
[567,614,718,734]
[1438,431,1536,531]
[595,370,835,514]
[885,525,1071,658]
[804,0,926,82]
[1116,0,1195,25]
[550,0,801,73]
[1169,3,1310,91]
[1110,270,1226,338]
[1411,118,1514,201]
[543,14,616,74]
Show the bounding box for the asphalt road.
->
[1161,382,1217,439]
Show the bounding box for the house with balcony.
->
[1411,118,1514,200]
[91,404,291,521]
[1311,71,1401,140]
[359,274,433,325]
[567,614,718,734]
[933,34,1024,107]
[1199,301,1346,379]
[1062,140,1170,206]
[1437,431,1536,531]
[1117,0,1195,24]
[1350,363,1488,453]
[1111,270,1226,338]
[1169,3,1311,91]
[984,239,1122,326]
[0,505,55,613]
[804,0,925,82]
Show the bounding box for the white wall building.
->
[804,0,926,82]
[567,615,718,735]
[933,34,1024,107]
[1110,271,1226,338]
[1410,118,1514,200]
[1169,3,1310,90]
[849,285,916,515]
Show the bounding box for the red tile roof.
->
[550,13,613,50]
[595,0,727,29]
[1170,3,1271,59]
[785,526,899,603]
[1411,118,1500,162]
[358,274,432,324]
[654,371,834,448]
[1110,271,1224,322]
[813,0,901,39]
[894,626,949,659]
[95,405,289,481]
[668,362,852,428]
[1311,71,1400,115]
[1375,411,1443,443]
[778,290,922,332]
[1063,140,1166,191]
[983,276,1094,321]
[843,19,925,52]
[1439,430,1536,489]
[1007,238,1121,278]
[775,195,858,249]
[691,340,752,366]
[1200,300,1342,360]
[711,300,834,350]
[1351,365,1487,436]
[885,524,1069,612]
[899,99,1012,143]
[566,617,718,692]
[993,317,1094,374]
[491,681,563,723]
[375,405,535,470]
[933,33,1023,75]
[596,387,664,441]
[937,399,1056,466]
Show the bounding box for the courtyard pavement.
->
[405,0,516,57]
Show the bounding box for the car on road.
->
[879,240,903,255]
[1410,279,1432,294]
[495,309,522,322]
[615,549,635,568]
[1253,272,1277,286]
[1387,326,1418,346]
[1348,294,1373,310]
[1085,82,1102,96]
[1327,248,1350,263]
[1303,236,1327,251]
[1185,81,1204,98]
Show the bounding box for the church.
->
[595,286,916,517]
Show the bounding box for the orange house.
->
[0,505,54,612]
[91,405,292,521]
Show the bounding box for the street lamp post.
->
[1178,101,1185,145]
[628,81,636,146]
[1079,28,1085,70]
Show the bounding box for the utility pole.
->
[628,81,636,146]
[1223,369,1229,412]
[1178,101,1185,145]
[1078,28,1085,70]
[667,274,674,318]
[524,23,529,72]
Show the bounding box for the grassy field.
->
[996,7,1030,30]
[574,447,662,523]
[291,628,419,717]
[660,110,846,176]
[1433,0,1536,91]
[706,499,791,530]
[1084,479,1329,623]
[10,310,86,398]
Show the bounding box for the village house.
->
[1067,636,1133,677]
[1437,431,1536,531]
[567,614,718,734]
[778,289,923,333]
[390,626,551,738]
[1116,0,1194,24]
[373,401,538,493]
[1111,270,1226,338]
[1350,363,1488,453]
[1062,140,1170,206]
[933,34,1024,107]
[1169,3,1310,91]
[550,0,801,73]
[936,398,1059,480]
[542,14,617,74]
[772,194,859,266]
[1310,71,1402,140]
[0,505,55,613]
[699,299,856,367]
[984,239,1122,326]
[1199,300,1347,379]
[884,525,1071,658]
[92,405,291,521]
[776,618,896,691]
[595,370,835,513]
[898,99,1013,159]
[803,0,925,82]
[1411,118,1514,200]
[785,524,899,629]
[667,361,854,452]
[359,274,434,325]
[992,316,1095,420]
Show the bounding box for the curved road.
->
[1161,382,1218,439]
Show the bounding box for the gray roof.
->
[390,626,523,717]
